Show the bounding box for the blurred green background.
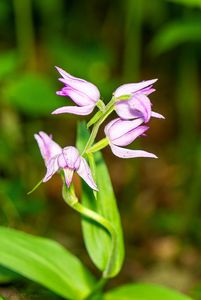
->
[0,0,201,299]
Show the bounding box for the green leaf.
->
[151,19,201,55]
[104,283,193,300]
[0,226,96,300]
[76,122,124,278]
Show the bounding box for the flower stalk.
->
[82,97,115,156]
[86,138,109,154]
[62,178,118,279]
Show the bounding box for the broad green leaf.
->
[3,73,65,116]
[76,122,124,278]
[151,19,201,55]
[104,283,193,300]
[0,227,96,300]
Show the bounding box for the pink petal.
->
[34,131,62,165]
[151,111,165,119]
[115,94,152,122]
[77,157,98,191]
[140,87,156,95]
[56,66,100,102]
[114,79,158,98]
[43,156,60,182]
[104,118,120,136]
[52,104,95,116]
[57,153,67,168]
[105,118,144,142]
[56,87,93,106]
[113,125,149,146]
[110,144,157,159]
[62,147,81,169]
[63,167,74,188]
[131,94,152,123]
[115,101,137,120]
[56,66,84,82]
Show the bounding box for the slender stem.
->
[64,195,116,250]
[70,203,117,278]
[82,98,115,156]
[87,138,109,154]
[84,277,107,300]
[62,183,117,278]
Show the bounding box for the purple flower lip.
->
[52,67,100,116]
[114,79,164,123]
[34,131,98,191]
[105,118,157,159]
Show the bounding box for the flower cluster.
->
[35,67,164,191]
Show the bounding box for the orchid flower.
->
[34,131,98,191]
[52,67,100,116]
[104,118,157,159]
[114,79,164,123]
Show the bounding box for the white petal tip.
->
[151,111,165,119]
[51,109,66,115]
[51,110,57,115]
[55,66,61,71]
[146,153,158,159]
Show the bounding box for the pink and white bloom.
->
[52,67,100,116]
[34,131,98,191]
[104,118,157,159]
[114,79,164,123]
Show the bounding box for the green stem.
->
[84,277,107,300]
[87,138,109,154]
[82,98,115,156]
[62,183,117,278]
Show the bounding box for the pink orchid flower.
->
[114,79,164,123]
[104,118,157,159]
[52,67,100,116]
[34,131,98,191]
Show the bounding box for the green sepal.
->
[27,178,43,195]
[87,110,103,128]
[96,100,106,112]
[115,94,131,101]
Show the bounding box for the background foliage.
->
[0,0,201,299]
